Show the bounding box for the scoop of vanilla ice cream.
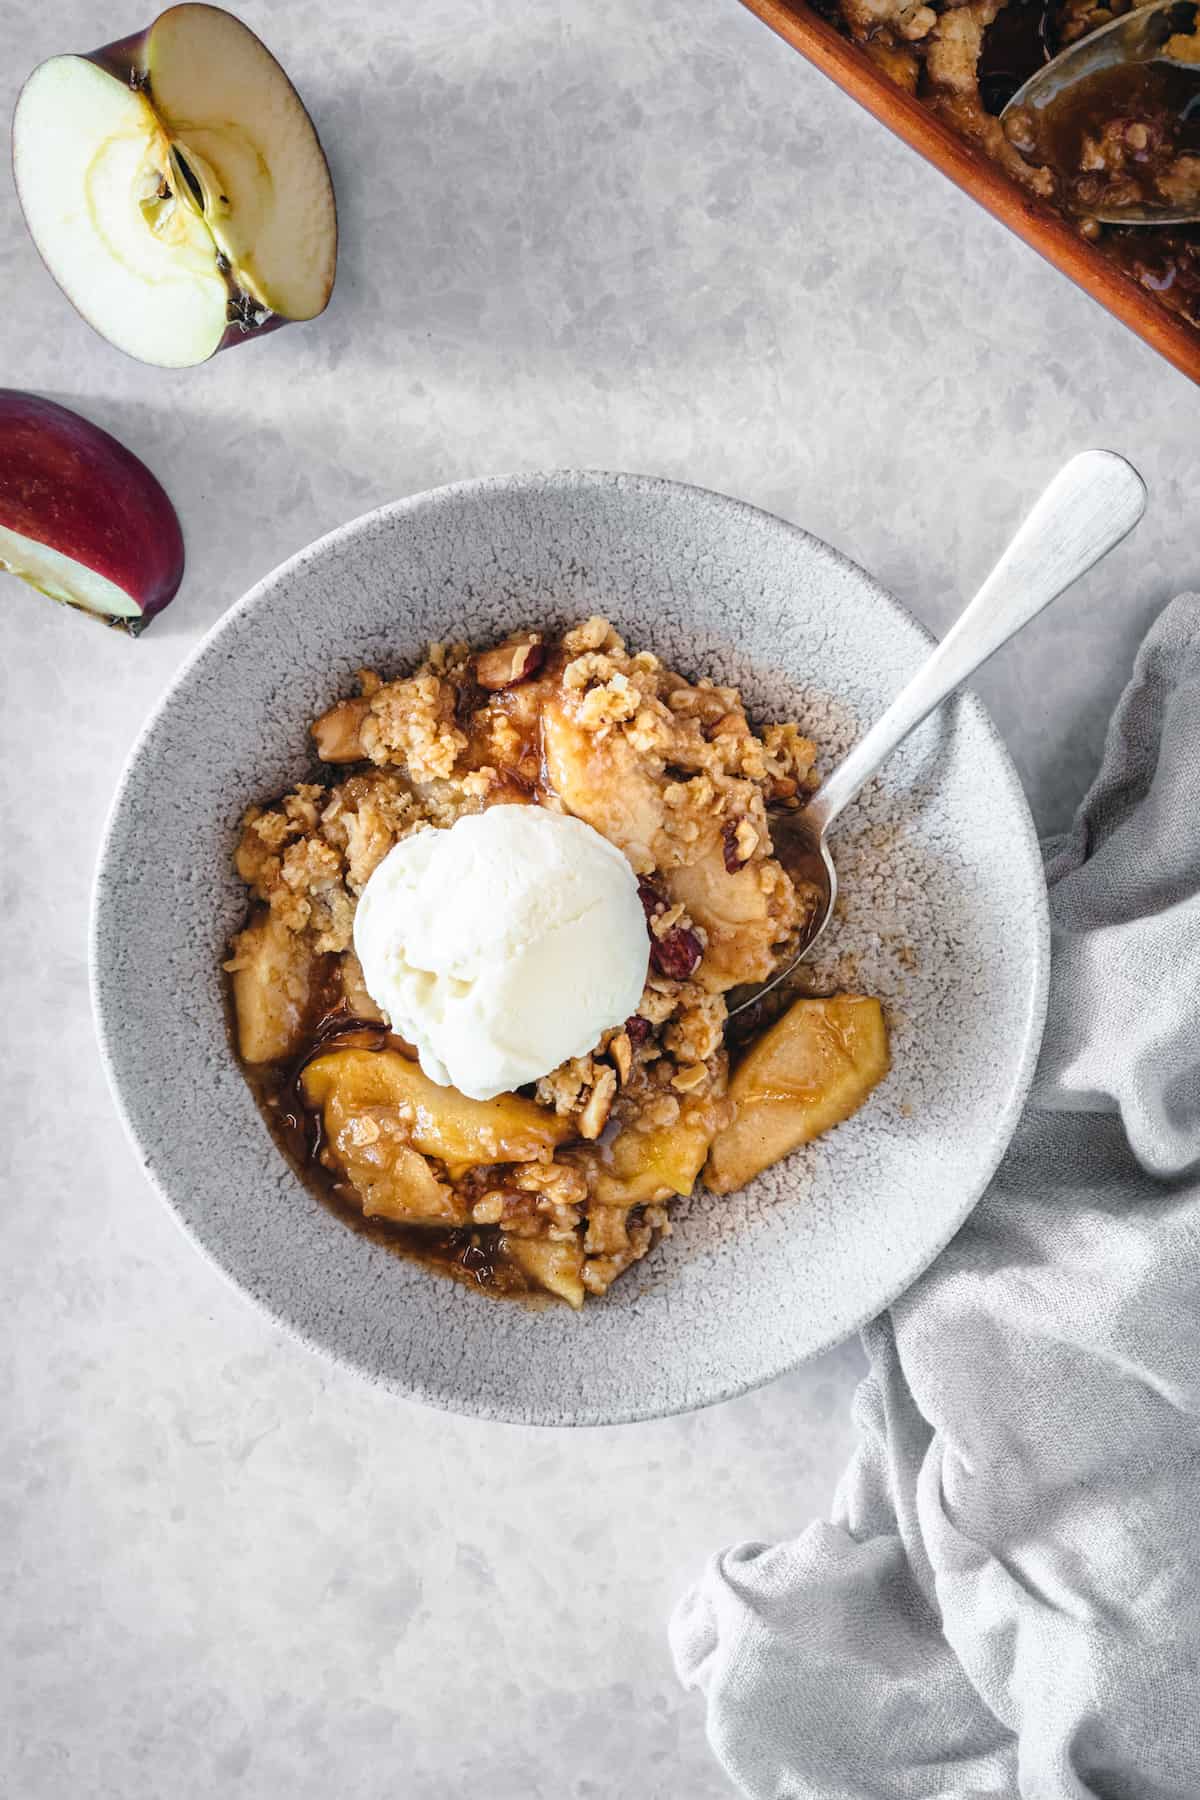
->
[352,805,650,1101]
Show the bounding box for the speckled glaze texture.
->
[91,472,1048,1424]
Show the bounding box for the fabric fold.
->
[673,593,1200,1800]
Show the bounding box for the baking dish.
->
[741,0,1200,384]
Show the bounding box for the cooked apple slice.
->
[667,845,782,992]
[228,907,319,1064]
[12,4,336,368]
[301,1048,575,1167]
[591,1107,718,1206]
[541,696,665,854]
[504,1237,586,1310]
[335,1135,465,1230]
[313,697,371,764]
[304,1057,468,1227]
[706,995,889,1194]
[0,391,184,632]
[358,1145,462,1227]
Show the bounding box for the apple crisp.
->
[225,618,889,1306]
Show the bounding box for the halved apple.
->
[12,4,337,368]
[227,905,319,1064]
[0,389,184,631]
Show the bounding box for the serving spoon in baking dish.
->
[1001,0,1200,225]
[729,450,1146,1019]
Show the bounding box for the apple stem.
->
[225,291,273,332]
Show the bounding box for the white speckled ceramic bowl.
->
[92,472,1048,1424]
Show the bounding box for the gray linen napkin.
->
[671,592,1200,1800]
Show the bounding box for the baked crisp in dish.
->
[814,0,1200,329]
[225,619,889,1306]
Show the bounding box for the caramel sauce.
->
[241,998,538,1299]
[978,0,1056,114]
[1031,60,1200,195]
[459,671,555,805]
[1105,220,1200,315]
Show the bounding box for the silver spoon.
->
[1002,0,1200,225]
[731,451,1147,1019]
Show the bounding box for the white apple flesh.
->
[0,390,184,632]
[12,4,337,368]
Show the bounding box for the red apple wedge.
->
[12,4,337,368]
[0,391,184,632]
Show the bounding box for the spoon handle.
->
[805,449,1147,836]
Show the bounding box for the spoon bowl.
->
[1002,0,1200,225]
[730,811,838,1017]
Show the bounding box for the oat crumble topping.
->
[225,619,887,1307]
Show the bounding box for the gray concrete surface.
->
[2,0,1197,1794]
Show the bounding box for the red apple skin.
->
[0,390,185,633]
[85,27,151,81]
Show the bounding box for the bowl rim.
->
[90,467,1051,1424]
